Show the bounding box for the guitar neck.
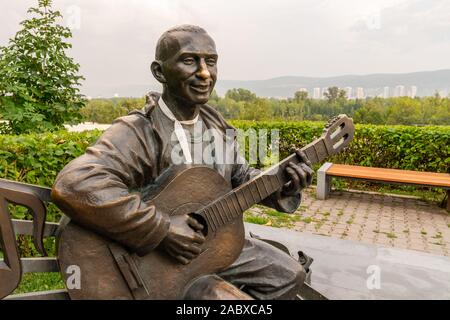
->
[197,137,331,232]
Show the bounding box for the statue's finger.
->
[300,163,314,185]
[187,216,204,231]
[175,255,191,265]
[292,163,307,189]
[296,149,312,167]
[191,232,206,244]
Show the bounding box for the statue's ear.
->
[151,61,166,84]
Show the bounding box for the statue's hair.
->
[155,25,208,61]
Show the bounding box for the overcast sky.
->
[1,0,450,92]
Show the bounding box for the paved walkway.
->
[247,188,450,257]
[246,223,450,300]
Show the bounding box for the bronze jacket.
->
[51,92,301,255]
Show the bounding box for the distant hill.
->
[82,69,450,99]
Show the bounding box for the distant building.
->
[321,87,328,99]
[438,90,447,98]
[383,86,390,98]
[410,86,418,98]
[394,85,405,97]
[345,87,352,99]
[356,87,365,99]
[313,87,321,99]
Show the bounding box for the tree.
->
[0,0,85,134]
[241,98,272,120]
[323,86,347,103]
[294,90,308,102]
[225,88,257,102]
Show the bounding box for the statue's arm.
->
[51,117,170,255]
[230,144,301,214]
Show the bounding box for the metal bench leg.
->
[446,190,450,211]
[317,163,333,200]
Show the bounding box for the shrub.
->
[0,121,447,221]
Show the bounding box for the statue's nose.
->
[196,59,211,80]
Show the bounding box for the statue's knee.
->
[183,275,253,300]
[287,262,306,289]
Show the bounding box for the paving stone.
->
[288,190,450,257]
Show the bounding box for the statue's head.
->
[151,25,218,106]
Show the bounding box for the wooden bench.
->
[0,178,69,300]
[316,163,450,210]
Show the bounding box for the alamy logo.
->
[66,5,81,30]
[66,265,81,290]
[169,121,280,171]
[366,265,381,290]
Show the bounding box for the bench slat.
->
[328,164,450,188]
[5,289,69,300]
[12,219,59,237]
[21,257,59,273]
[0,178,51,202]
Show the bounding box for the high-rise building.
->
[356,87,365,99]
[345,87,352,99]
[394,85,405,97]
[321,87,328,99]
[383,86,390,98]
[313,87,321,99]
[410,86,418,98]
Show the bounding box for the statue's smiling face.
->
[161,31,218,105]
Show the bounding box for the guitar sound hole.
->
[189,213,208,237]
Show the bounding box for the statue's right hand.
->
[160,214,205,265]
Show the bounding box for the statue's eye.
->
[206,58,216,67]
[183,57,195,65]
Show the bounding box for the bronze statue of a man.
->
[52,25,314,300]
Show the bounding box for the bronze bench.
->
[0,178,322,300]
[0,178,69,300]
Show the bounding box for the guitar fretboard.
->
[197,137,331,232]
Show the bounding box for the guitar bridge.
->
[108,243,150,299]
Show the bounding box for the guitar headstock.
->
[321,114,355,156]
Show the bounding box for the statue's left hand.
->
[282,150,314,196]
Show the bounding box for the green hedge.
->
[230,120,450,173]
[1,122,448,190]
[0,130,101,227]
[0,121,448,256]
[1,122,448,193]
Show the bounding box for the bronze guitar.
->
[57,114,354,299]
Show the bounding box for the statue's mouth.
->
[190,84,210,94]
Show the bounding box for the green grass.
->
[13,273,64,294]
[333,179,446,204]
[244,207,302,228]
[432,232,443,239]
[244,214,269,225]
[373,229,397,239]
[386,232,397,239]
[302,217,312,224]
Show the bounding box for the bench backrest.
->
[0,178,69,300]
